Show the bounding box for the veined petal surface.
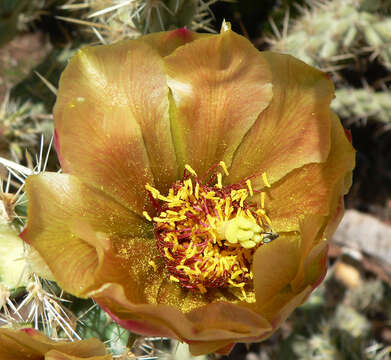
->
[22,172,153,297]
[227,52,334,187]
[54,36,178,214]
[164,25,273,175]
[260,111,355,232]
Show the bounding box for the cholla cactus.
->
[0,0,59,46]
[334,304,371,339]
[292,325,343,360]
[60,0,224,43]
[0,0,28,46]
[332,88,391,124]
[0,93,51,160]
[268,0,391,71]
[268,0,391,126]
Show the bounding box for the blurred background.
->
[0,0,390,359]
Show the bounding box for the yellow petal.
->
[253,233,301,305]
[227,52,334,187]
[257,285,312,326]
[164,26,272,175]
[54,37,178,214]
[188,340,235,357]
[262,111,355,232]
[290,215,328,292]
[0,328,110,360]
[22,173,152,297]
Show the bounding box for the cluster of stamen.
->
[144,162,277,299]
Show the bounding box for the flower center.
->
[144,163,278,299]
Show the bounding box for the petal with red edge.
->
[22,172,152,297]
[91,283,271,351]
[164,24,272,175]
[54,37,178,214]
[228,52,334,188]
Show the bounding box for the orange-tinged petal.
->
[45,351,111,360]
[54,37,178,214]
[188,340,235,357]
[227,52,334,187]
[257,285,312,327]
[0,328,110,360]
[262,111,355,232]
[253,233,301,305]
[91,283,271,347]
[164,24,273,175]
[142,28,211,57]
[22,172,152,296]
[290,215,327,292]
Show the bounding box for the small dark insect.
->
[262,231,279,244]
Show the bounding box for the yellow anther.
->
[224,198,231,217]
[240,287,247,298]
[216,173,223,189]
[217,205,224,222]
[185,242,198,259]
[262,172,271,188]
[245,209,256,222]
[164,247,175,261]
[264,214,272,226]
[260,192,265,208]
[245,179,253,196]
[240,193,247,207]
[145,184,160,198]
[228,279,245,288]
[186,244,197,259]
[185,164,197,176]
[172,239,179,252]
[170,275,180,282]
[231,269,243,280]
[184,179,193,195]
[148,260,157,271]
[157,194,171,202]
[142,211,152,221]
[194,262,201,275]
[219,161,229,176]
[168,201,184,208]
[195,182,199,199]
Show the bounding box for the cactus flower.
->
[22,23,355,355]
[0,328,111,359]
